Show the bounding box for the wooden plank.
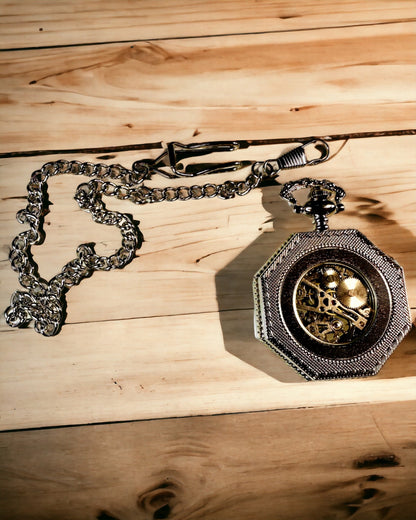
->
[1,0,415,49]
[0,136,415,430]
[1,136,414,323]
[0,22,415,153]
[0,311,414,430]
[0,401,415,519]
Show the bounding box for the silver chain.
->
[4,140,330,336]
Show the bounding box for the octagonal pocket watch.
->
[253,178,412,380]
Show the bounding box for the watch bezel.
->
[280,249,391,359]
[253,229,412,379]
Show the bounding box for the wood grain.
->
[1,136,415,430]
[1,137,415,324]
[1,3,416,519]
[0,22,415,153]
[1,0,415,49]
[0,401,415,519]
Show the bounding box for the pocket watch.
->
[253,178,412,380]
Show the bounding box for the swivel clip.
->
[261,139,330,178]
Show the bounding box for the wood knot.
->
[137,481,179,519]
[354,453,400,469]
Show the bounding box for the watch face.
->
[253,229,412,379]
[279,248,391,360]
[294,261,376,346]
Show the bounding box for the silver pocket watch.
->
[253,178,412,380]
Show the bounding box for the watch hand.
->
[300,280,367,330]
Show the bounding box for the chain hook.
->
[302,139,330,165]
[275,138,330,171]
[132,141,252,179]
[254,138,330,179]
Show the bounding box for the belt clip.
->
[133,140,252,179]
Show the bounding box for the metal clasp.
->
[133,140,252,179]
[275,139,330,171]
[303,139,330,165]
[132,138,330,181]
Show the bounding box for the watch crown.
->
[280,178,345,232]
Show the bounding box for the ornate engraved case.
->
[253,179,412,380]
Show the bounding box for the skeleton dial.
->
[294,263,375,345]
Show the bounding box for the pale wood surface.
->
[0,21,415,153]
[1,0,415,49]
[1,2,416,518]
[0,401,415,520]
[0,136,415,431]
[0,0,415,431]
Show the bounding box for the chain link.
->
[5,140,330,336]
[5,157,268,336]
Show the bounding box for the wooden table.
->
[0,2,415,518]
